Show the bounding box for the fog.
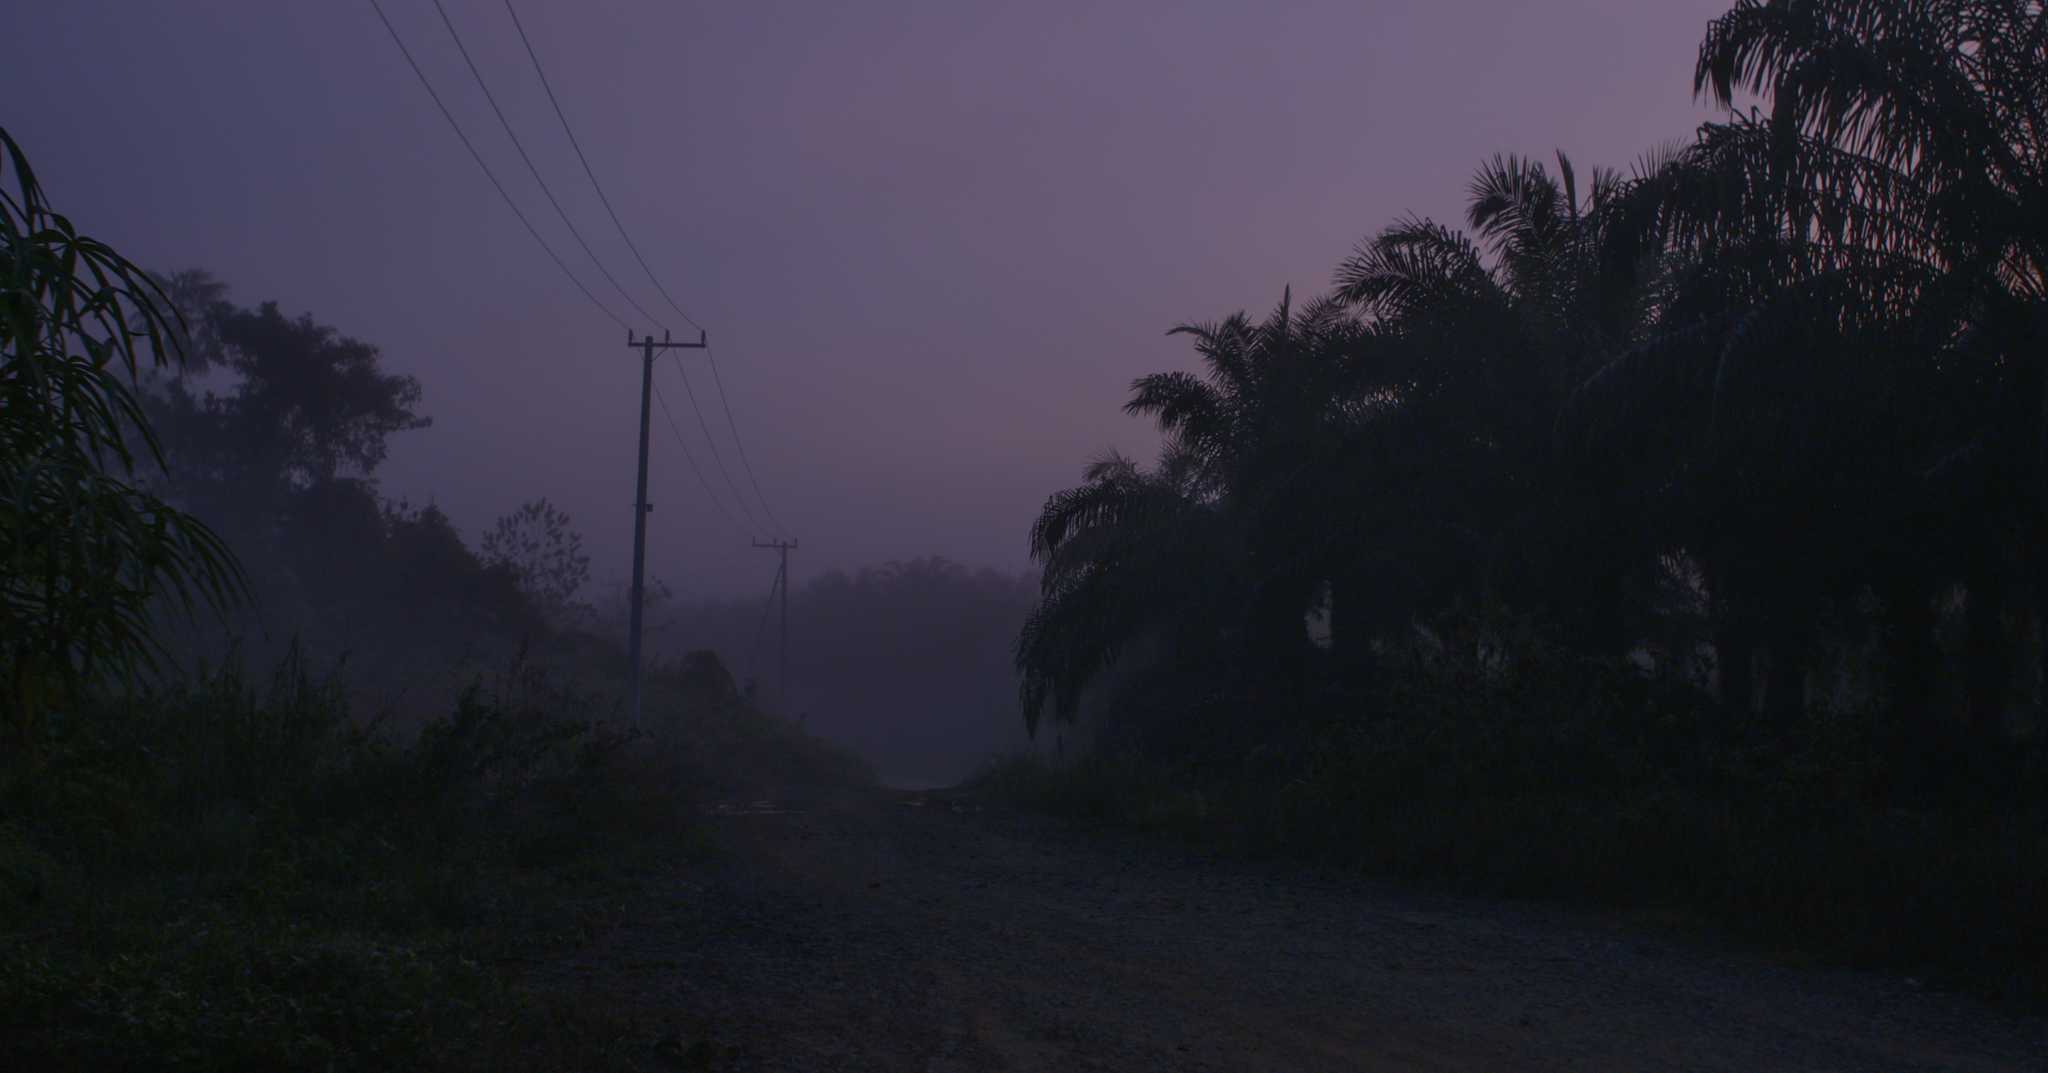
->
[0,0,1726,577]
[2,0,1724,780]
[19,2,2048,1066]
[641,557,1041,786]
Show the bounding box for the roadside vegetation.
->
[999,0,2048,1003]
[6,651,666,1072]
[0,123,866,1071]
[979,641,2047,1000]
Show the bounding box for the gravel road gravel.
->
[554,788,2047,1072]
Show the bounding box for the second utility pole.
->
[753,538,797,710]
[627,328,706,727]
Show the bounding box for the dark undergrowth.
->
[974,645,2048,1008]
[0,644,870,1072]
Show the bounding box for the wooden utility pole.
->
[627,328,706,727]
[752,538,798,709]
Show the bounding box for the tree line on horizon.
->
[2,135,1036,753]
[649,555,1038,781]
[1,167,607,726]
[132,269,603,688]
[1019,0,2048,786]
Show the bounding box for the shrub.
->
[985,639,2048,1001]
[0,126,241,746]
[0,648,702,1071]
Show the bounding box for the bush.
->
[1,125,241,745]
[0,648,702,1071]
[983,640,2048,1002]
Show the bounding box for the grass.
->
[0,642,869,1072]
[972,643,2048,1006]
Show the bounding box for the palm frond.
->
[1335,216,1501,321]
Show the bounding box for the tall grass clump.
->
[0,647,701,1072]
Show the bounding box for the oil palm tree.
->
[1560,0,2048,726]
[1018,291,1381,731]
[1133,290,1381,670]
[1688,0,2048,733]
[1016,447,1223,734]
[1330,152,1664,659]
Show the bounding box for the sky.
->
[5,0,1730,598]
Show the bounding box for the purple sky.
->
[7,0,1728,597]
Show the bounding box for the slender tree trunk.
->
[1761,609,1809,725]
[1567,564,1629,663]
[1964,568,2008,741]
[1715,607,1756,716]
[1249,582,1311,715]
[2033,564,2048,736]
[1704,544,1759,716]
[1876,570,1941,793]
[1326,572,1378,686]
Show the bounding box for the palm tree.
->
[1558,0,2048,729]
[1135,291,1384,672]
[1331,152,1664,660]
[1018,290,1384,732]
[1686,0,2048,737]
[1016,447,1223,734]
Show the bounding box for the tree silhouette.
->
[480,498,592,627]
[1019,0,2048,776]
[1018,447,1224,733]
[1689,0,2048,737]
[0,128,241,743]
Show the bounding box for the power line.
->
[651,375,752,538]
[366,0,628,329]
[705,344,789,540]
[428,0,665,331]
[501,0,703,333]
[495,0,789,543]
[670,353,773,537]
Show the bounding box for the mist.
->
[0,0,1723,593]
[10,1,2048,1069]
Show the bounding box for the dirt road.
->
[560,789,2046,1072]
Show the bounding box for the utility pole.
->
[627,328,706,727]
[752,538,798,710]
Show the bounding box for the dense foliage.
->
[1022,0,2048,775]
[127,268,582,694]
[0,638,871,1072]
[1007,0,2048,997]
[0,128,242,746]
[0,125,880,1067]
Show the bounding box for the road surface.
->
[554,788,2047,1072]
